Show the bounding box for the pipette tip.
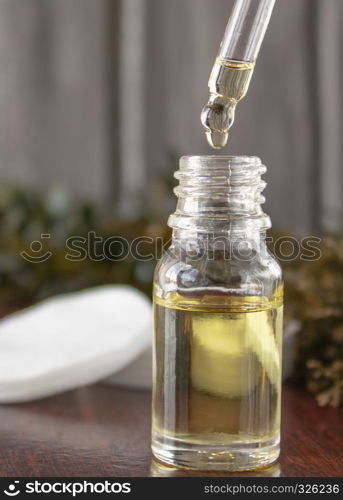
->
[201,95,236,150]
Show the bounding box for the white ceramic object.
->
[0,285,152,403]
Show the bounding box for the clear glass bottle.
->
[152,156,283,471]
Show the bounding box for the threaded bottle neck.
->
[168,155,271,233]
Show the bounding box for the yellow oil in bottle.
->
[152,290,282,470]
[201,59,255,149]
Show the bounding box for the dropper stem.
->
[201,0,276,149]
[219,0,276,63]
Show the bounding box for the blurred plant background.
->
[284,237,343,408]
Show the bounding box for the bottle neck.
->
[168,155,271,236]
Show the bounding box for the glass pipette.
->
[201,0,276,149]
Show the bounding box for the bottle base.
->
[152,435,280,472]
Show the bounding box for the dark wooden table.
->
[0,384,341,477]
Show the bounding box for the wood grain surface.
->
[0,385,341,477]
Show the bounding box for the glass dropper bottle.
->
[201,0,276,149]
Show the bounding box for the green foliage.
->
[0,186,168,306]
[282,236,343,408]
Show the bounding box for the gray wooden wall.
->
[0,0,341,233]
[0,0,114,202]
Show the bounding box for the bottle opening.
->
[180,155,261,165]
[168,155,271,232]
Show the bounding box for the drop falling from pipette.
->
[201,95,237,149]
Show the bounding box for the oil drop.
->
[201,59,255,149]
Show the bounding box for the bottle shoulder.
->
[154,243,283,302]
